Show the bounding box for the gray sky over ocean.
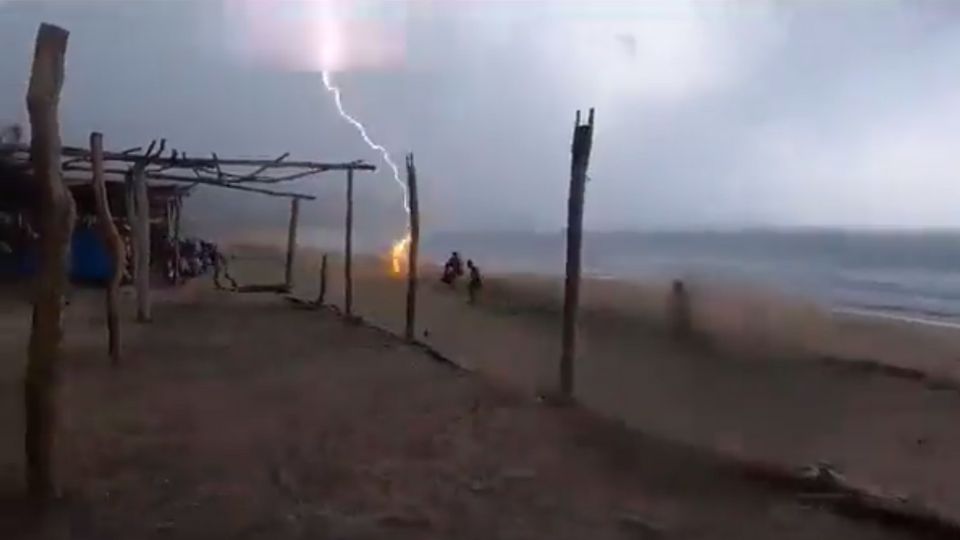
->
[2,0,960,246]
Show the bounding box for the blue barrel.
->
[70,227,112,283]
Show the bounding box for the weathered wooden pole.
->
[284,197,300,291]
[122,170,136,290]
[171,198,181,283]
[316,253,328,305]
[344,169,354,317]
[131,164,151,322]
[404,154,421,341]
[669,279,693,341]
[24,22,74,502]
[124,172,136,232]
[559,108,595,398]
[90,132,124,366]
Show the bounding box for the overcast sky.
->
[2,0,960,245]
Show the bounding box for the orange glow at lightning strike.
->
[390,233,412,276]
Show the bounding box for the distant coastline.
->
[422,229,960,327]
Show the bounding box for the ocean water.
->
[423,230,960,325]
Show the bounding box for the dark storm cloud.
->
[2,0,960,245]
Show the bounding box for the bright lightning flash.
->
[390,233,412,275]
[320,70,411,277]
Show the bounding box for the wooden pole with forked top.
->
[559,108,595,399]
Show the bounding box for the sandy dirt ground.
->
[0,261,924,539]
[266,248,960,525]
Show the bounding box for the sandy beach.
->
[3,3,957,537]
[257,246,960,524]
[0,256,926,539]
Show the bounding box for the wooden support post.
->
[131,164,151,322]
[172,198,181,283]
[669,279,693,340]
[404,154,420,341]
[316,253,328,305]
[344,169,354,317]
[123,170,135,288]
[559,108,595,398]
[90,132,124,366]
[24,22,73,502]
[284,197,300,291]
[124,172,135,232]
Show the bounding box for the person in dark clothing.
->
[467,259,482,304]
[179,239,198,277]
[200,241,217,273]
[161,238,178,284]
[442,251,464,285]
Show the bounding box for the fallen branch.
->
[237,283,289,294]
[741,461,960,538]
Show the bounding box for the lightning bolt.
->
[321,70,409,213]
[321,69,412,276]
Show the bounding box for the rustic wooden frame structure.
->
[1,141,378,294]
[6,19,388,504]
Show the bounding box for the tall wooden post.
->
[90,132,124,366]
[125,172,135,233]
[131,164,151,322]
[24,22,74,502]
[284,197,300,291]
[560,108,595,398]
[172,198,181,283]
[344,169,354,317]
[316,253,328,305]
[404,154,420,341]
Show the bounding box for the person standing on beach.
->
[669,279,692,340]
[442,251,464,286]
[467,259,482,304]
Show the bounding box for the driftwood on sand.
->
[742,460,960,538]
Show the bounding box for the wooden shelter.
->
[8,21,384,503]
[0,139,376,287]
[1,157,186,281]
